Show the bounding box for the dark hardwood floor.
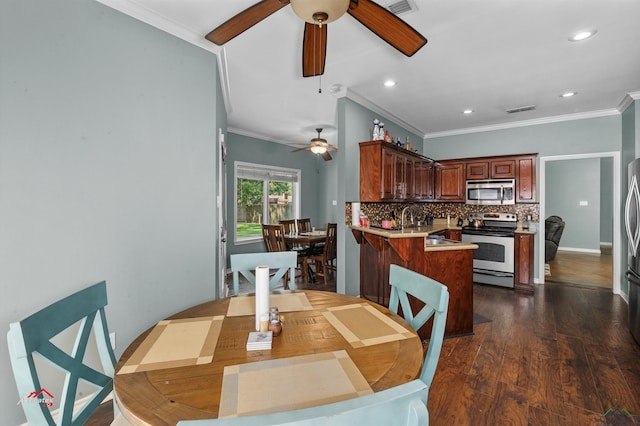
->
[546,248,613,289]
[429,283,640,425]
[89,270,640,425]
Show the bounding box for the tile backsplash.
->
[346,202,539,228]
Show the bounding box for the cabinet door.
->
[404,157,415,199]
[381,148,395,200]
[394,153,407,199]
[466,161,489,180]
[491,159,516,178]
[414,161,433,200]
[516,155,536,202]
[514,233,534,291]
[435,162,465,202]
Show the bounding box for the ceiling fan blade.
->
[321,151,333,161]
[302,22,327,77]
[290,146,310,153]
[205,0,290,45]
[347,0,426,57]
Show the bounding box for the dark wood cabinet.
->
[360,141,433,202]
[414,160,434,200]
[515,155,536,203]
[360,142,536,204]
[353,229,474,339]
[466,158,517,180]
[434,161,465,202]
[514,232,534,292]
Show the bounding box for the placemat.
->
[218,350,372,418]
[321,303,415,348]
[226,292,313,317]
[117,316,224,374]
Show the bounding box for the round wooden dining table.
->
[114,290,423,425]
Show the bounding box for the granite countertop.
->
[350,223,477,251]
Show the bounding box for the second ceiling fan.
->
[205,0,427,77]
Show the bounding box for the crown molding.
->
[617,91,640,113]
[345,89,424,137]
[424,108,620,139]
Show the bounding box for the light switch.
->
[332,200,337,206]
[579,200,589,206]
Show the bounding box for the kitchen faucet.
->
[401,205,414,230]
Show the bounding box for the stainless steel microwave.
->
[466,179,515,205]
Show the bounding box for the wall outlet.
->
[109,332,116,350]
[332,200,337,206]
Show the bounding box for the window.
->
[234,162,301,244]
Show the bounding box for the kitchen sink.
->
[424,238,459,246]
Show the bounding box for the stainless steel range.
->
[461,212,518,288]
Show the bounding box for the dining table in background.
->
[283,230,328,282]
[113,290,423,425]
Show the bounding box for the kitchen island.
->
[351,223,477,340]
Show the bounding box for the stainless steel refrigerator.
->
[624,159,640,344]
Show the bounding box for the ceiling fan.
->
[205,0,427,77]
[291,128,337,161]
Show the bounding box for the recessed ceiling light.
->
[462,109,474,114]
[560,91,578,98]
[569,29,597,42]
[384,80,396,87]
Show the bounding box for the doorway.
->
[538,152,621,294]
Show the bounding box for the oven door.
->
[462,233,515,287]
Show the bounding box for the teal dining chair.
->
[7,281,122,425]
[176,379,428,425]
[388,264,449,391]
[230,251,298,295]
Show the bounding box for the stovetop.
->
[462,212,518,236]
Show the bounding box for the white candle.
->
[255,266,270,331]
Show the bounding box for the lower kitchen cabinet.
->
[514,232,534,291]
[352,229,474,340]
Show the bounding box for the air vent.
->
[386,0,416,15]
[506,105,536,114]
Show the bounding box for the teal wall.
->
[424,115,621,159]
[0,0,221,423]
[546,159,601,251]
[225,132,323,258]
[601,157,614,244]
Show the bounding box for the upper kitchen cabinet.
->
[515,155,536,203]
[466,158,516,179]
[434,160,465,202]
[360,141,432,202]
[464,154,537,203]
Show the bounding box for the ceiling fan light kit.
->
[290,0,350,25]
[206,0,427,77]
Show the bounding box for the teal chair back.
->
[230,251,298,295]
[176,379,428,425]
[388,264,449,388]
[7,281,117,426]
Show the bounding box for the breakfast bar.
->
[351,222,477,340]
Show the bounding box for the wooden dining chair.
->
[262,224,288,253]
[388,264,449,395]
[310,223,337,285]
[266,223,309,283]
[176,379,428,425]
[230,251,298,295]
[7,281,124,425]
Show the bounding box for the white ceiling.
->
[98,0,640,148]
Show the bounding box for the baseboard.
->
[557,247,601,254]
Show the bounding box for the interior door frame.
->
[538,151,622,297]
